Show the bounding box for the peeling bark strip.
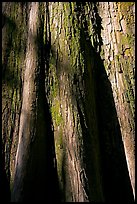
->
[11,3,39,201]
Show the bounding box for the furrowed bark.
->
[2,2,135,202]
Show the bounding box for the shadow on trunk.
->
[78,2,134,202]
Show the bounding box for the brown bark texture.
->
[2,2,135,202]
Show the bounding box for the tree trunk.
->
[2,2,135,202]
[98,2,135,198]
[47,2,104,202]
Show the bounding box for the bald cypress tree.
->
[2,2,135,202]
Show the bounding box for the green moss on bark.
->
[51,100,63,126]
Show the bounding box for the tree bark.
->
[11,3,40,201]
[47,2,105,201]
[98,2,135,198]
[2,2,135,202]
